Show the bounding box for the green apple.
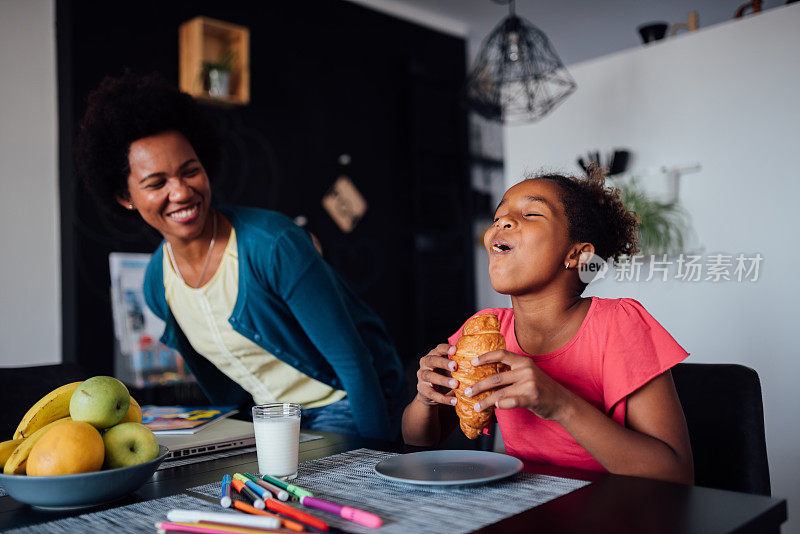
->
[69,376,130,429]
[102,422,160,469]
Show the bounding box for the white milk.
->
[253,416,301,479]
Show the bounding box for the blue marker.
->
[243,479,269,500]
[220,474,232,508]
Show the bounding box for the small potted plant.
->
[200,50,236,98]
[617,176,691,257]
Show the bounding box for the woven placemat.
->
[4,448,590,533]
[5,493,223,533]
[192,448,590,534]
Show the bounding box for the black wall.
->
[57,0,475,394]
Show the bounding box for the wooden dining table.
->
[0,430,787,533]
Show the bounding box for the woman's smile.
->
[166,202,202,224]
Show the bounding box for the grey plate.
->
[374,450,523,486]
[0,445,169,509]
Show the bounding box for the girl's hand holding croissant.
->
[415,344,460,407]
[465,350,576,422]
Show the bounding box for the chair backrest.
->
[671,363,771,495]
[0,364,90,437]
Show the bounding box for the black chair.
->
[671,363,771,495]
[0,363,91,437]
[0,363,216,437]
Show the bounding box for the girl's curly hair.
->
[527,164,639,262]
[74,70,220,218]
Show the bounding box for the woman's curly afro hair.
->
[74,70,220,217]
[527,164,639,263]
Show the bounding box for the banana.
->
[13,381,82,439]
[4,417,71,475]
[0,438,24,470]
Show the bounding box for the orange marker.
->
[232,501,305,531]
[266,499,329,532]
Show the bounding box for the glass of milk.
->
[252,403,302,480]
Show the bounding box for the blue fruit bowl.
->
[0,445,169,509]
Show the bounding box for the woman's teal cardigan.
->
[143,205,406,440]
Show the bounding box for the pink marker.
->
[299,496,383,529]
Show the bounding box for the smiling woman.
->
[74,71,407,441]
[123,133,211,242]
[120,131,218,287]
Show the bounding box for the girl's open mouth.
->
[490,240,513,254]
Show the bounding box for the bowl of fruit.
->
[0,377,169,509]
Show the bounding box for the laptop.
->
[157,418,256,460]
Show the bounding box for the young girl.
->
[402,167,694,484]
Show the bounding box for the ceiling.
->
[353,0,788,66]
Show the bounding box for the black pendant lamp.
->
[465,0,576,124]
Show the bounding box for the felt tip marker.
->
[231,499,286,523]
[265,498,329,531]
[232,473,252,486]
[231,478,266,510]
[242,473,290,501]
[234,474,284,503]
[243,480,270,501]
[166,509,280,529]
[300,496,383,528]
[213,502,305,532]
[228,492,312,531]
[156,522,272,534]
[219,474,232,508]
[259,473,314,499]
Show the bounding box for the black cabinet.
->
[57,0,474,405]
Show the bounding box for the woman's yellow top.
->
[163,228,346,409]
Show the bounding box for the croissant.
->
[451,314,508,439]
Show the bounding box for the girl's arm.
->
[402,396,459,446]
[402,344,460,446]
[558,370,693,483]
[468,351,694,484]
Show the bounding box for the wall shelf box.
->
[179,16,250,105]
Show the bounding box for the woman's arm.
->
[401,344,460,446]
[269,227,394,440]
[468,351,694,484]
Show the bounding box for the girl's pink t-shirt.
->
[447,296,689,472]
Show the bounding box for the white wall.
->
[343,0,468,37]
[0,0,60,367]
[503,4,800,530]
[395,0,789,65]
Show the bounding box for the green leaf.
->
[617,179,691,257]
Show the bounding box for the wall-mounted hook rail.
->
[622,162,701,205]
